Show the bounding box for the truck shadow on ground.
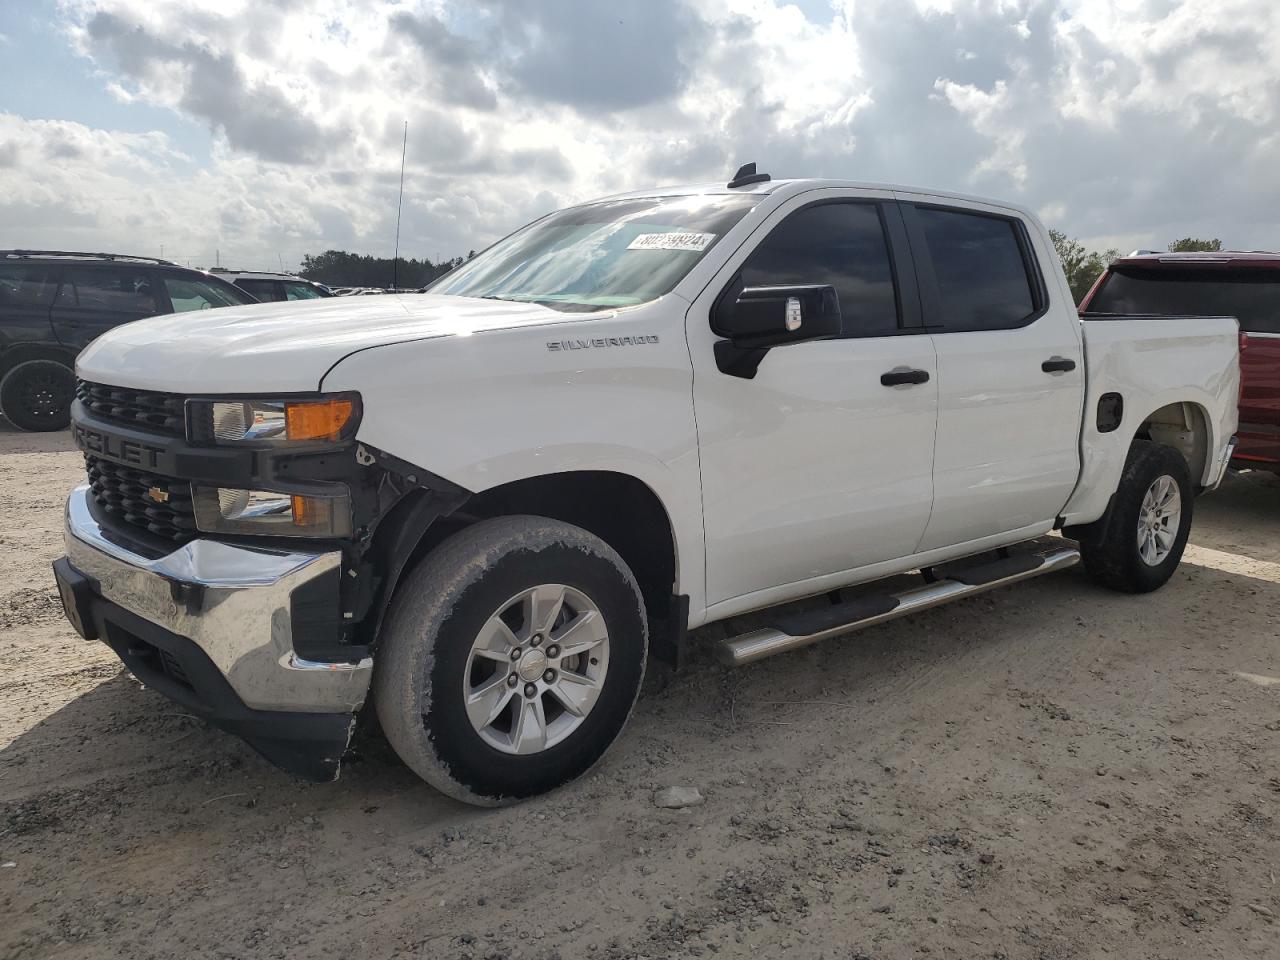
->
[3,473,1277,866]
[6,537,1279,854]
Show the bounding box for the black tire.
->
[1072,440,1193,594]
[373,515,647,806]
[0,359,75,432]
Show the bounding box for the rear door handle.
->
[1042,356,1076,373]
[880,367,930,387]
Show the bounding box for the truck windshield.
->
[1090,268,1280,334]
[428,194,759,312]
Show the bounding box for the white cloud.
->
[0,0,1275,269]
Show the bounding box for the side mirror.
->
[711,279,842,378]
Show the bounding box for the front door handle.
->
[880,367,931,387]
[1042,356,1077,373]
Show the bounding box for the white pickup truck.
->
[54,166,1239,805]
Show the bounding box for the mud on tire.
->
[372,515,647,806]
[1071,440,1193,594]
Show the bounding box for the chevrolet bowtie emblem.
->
[146,486,170,504]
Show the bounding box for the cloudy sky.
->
[1,0,1276,271]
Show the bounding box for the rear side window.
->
[56,269,157,315]
[1089,269,1280,334]
[235,279,280,301]
[0,264,58,308]
[915,207,1038,331]
[738,202,899,337]
[163,276,250,312]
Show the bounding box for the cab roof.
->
[595,177,1036,219]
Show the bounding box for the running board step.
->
[719,546,1081,667]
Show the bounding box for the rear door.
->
[898,196,1084,551]
[50,265,160,351]
[0,261,59,351]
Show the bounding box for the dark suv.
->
[0,251,258,431]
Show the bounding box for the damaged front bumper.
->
[53,483,370,781]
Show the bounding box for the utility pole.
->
[393,120,407,291]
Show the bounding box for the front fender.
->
[321,303,707,619]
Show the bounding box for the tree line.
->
[1050,233,1223,304]
[298,250,476,289]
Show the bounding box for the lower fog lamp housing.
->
[192,485,352,538]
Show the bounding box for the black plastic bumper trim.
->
[58,560,354,782]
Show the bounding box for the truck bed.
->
[1060,314,1240,526]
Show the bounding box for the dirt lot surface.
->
[2,424,1279,960]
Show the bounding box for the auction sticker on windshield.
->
[627,232,716,252]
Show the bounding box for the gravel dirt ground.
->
[2,424,1279,960]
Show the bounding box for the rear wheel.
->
[373,515,647,806]
[0,359,75,432]
[1074,440,1193,593]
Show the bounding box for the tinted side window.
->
[0,264,58,308]
[916,207,1036,331]
[235,279,280,301]
[56,269,157,314]
[283,281,324,300]
[739,202,899,337]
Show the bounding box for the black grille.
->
[75,380,186,437]
[85,455,197,541]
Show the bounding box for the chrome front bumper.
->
[62,483,372,714]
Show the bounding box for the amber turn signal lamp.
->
[284,399,355,442]
[290,494,332,528]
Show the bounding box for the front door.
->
[0,262,59,352]
[689,194,939,606]
[898,196,1084,551]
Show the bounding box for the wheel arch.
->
[366,469,686,665]
[1133,399,1214,487]
[459,471,679,605]
[0,343,78,380]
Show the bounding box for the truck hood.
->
[75,294,586,392]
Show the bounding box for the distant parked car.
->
[0,251,257,431]
[210,270,333,302]
[1081,250,1278,471]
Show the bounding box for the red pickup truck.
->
[1081,251,1278,470]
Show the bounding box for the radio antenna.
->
[393,120,408,291]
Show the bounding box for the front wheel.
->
[1073,440,1193,593]
[373,516,647,806]
[0,360,75,432]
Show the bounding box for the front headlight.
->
[192,485,352,538]
[188,394,360,445]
